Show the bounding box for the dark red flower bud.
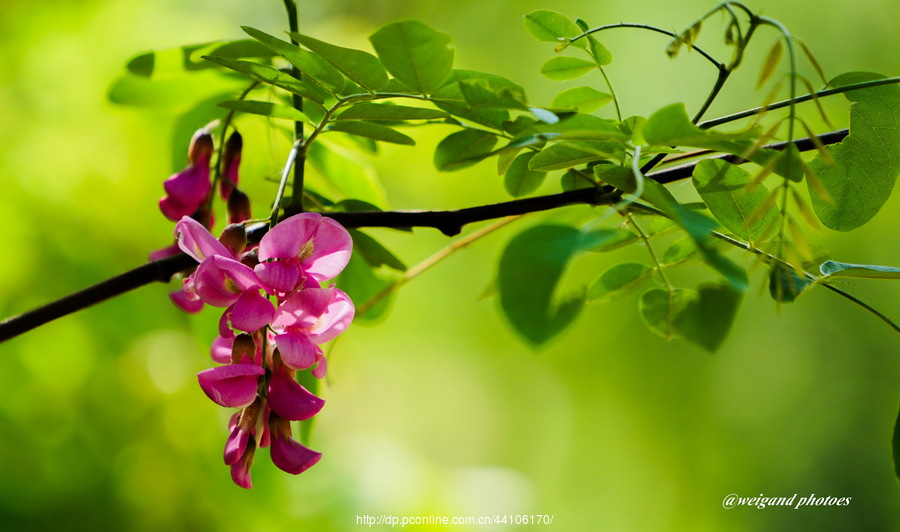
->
[220,131,243,200]
[227,188,252,224]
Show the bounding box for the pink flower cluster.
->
[175,213,355,488]
[152,127,251,312]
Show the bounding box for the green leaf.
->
[334,253,400,321]
[587,263,653,302]
[307,141,387,208]
[643,103,757,153]
[585,35,613,65]
[289,32,389,91]
[336,102,448,121]
[126,40,275,78]
[108,72,243,108]
[674,283,742,352]
[756,40,783,88]
[327,120,415,145]
[540,56,596,80]
[819,260,900,279]
[369,20,454,94]
[692,159,777,241]
[582,228,639,252]
[218,99,311,121]
[434,130,498,171]
[662,237,698,265]
[241,27,345,95]
[497,225,590,345]
[807,72,900,230]
[431,70,525,128]
[552,87,613,113]
[504,152,546,197]
[640,288,690,338]
[639,180,749,292]
[202,56,327,104]
[768,262,812,302]
[594,165,635,191]
[524,10,587,49]
[529,141,621,171]
[347,229,407,271]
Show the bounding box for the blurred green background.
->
[0,0,898,530]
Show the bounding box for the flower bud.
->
[227,188,252,224]
[218,223,247,257]
[189,129,215,167]
[239,249,260,269]
[231,333,256,365]
[219,131,243,200]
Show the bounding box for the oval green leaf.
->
[241,26,345,95]
[203,56,326,104]
[540,56,596,80]
[692,159,777,241]
[524,10,587,49]
[498,225,589,345]
[552,86,613,113]
[369,20,454,94]
[504,152,546,197]
[529,141,620,171]
[587,263,653,302]
[327,121,415,145]
[218,99,311,121]
[337,102,448,121]
[434,130,498,171]
[289,32,389,91]
[807,72,900,231]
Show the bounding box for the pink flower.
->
[230,436,257,489]
[256,213,353,293]
[267,367,325,421]
[159,129,213,221]
[197,363,265,408]
[176,217,275,331]
[272,287,354,375]
[268,414,322,475]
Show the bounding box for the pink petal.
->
[175,217,231,262]
[169,289,204,314]
[210,334,234,364]
[230,291,275,332]
[267,371,325,421]
[274,330,318,370]
[230,460,253,489]
[272,288,333,329]
[312,355,328,379]
[224,425,249,466]
[163,165,210,206]
[192,260,241,307]
[229,439,255,489]
[254,261,301,295]
[309,288,355,343]
[303,217,353,281]
[270,432,322,475]
[258,213,320,261]
[214,256,263,291]
[159,196,196,222]
[197,364,264,408]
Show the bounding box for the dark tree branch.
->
[0,129,849,343]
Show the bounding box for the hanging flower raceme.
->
[175,212,354,488]
[159,129,214,222]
